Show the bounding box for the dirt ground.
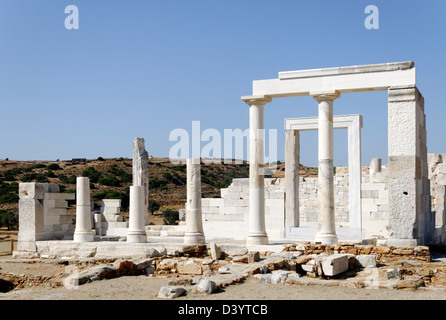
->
[1,257,446,301]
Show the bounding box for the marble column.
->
[285,129,300,227]
[242,95,272,245]
[184,158,205,244]
[73,177,95,242]
[133,137,149,225]
[127,186,147,243]
[347,118,362,235]
[311,91,340,244]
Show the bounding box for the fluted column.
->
[242,95,272,245]
[184,158,205,244]
[127,186,147,243]
[73,177,95,242]
[311,91,340,244]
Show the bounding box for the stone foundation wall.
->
[283,242,431,263]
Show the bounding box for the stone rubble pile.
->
[22,242,446,299]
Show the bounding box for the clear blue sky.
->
[0,0,445,167]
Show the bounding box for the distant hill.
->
[0,157,317,225]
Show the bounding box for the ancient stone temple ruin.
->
[12,61,446,260]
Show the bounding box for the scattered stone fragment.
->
[168,278,192,286]
[144,248,161,258]
[177,260,202,275]
[210,243,222,260]
[221,245,248,257]
[196,279,217,294]
[271,252,296,260]
[248,251,260,263]
[395,279,425,290]
[133,258,153,270]
[157,285,186,299]
[218,265,232,274]
[271,270,290,284]
[321,254,348,277]
[114,260,134,274]
[355,255,377,268]
[232,256,249,264]
[256,274,272,283]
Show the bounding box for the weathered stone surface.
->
[373,246,391,254]
[248,251,260,263]
[133,137,149,224]
[271,270,289,284]
[256,274,272,283]
[182,245,206,257]
[221,245,248,256]
[114,260,135,274]
[210,243,222,260]
[395,279,425,290]
[321,255,348,276]
[157,285,186,299]
[232,256,249,264]
[133,258,153,270]
[355,255,377,268]
[196,279,217,294]
[177,260,202,275]
[144,248,161,258]
[157,259,177,271]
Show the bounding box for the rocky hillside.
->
[0,157,317,226]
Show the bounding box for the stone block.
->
[196,279,217,294]
[355,255,377,268]
[321,254,348,276]
[44,193,75,200]
[177,260,202,275]
[210,242,222,260]
[44,207,67,216]
[44,199,69,208]
[158,286,186,299]
[18,199,44,236]
[208,198,224,207]
[59,215,73,224]
[19,183,44,200]
[248,251,260,263]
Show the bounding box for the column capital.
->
[241,95,272,106]
[310,90,340,102]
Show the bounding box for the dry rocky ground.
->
[2,245,446,301]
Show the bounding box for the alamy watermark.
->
[364,5,379,30]
[65,5,79,30]
[168,121,278,175]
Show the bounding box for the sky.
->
[0,0,445,167]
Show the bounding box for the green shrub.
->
[31,163,47,169]
[0,193,19,204]
[162,209,179,225]
[59,175,77,184]
[149,178,167,190]
[148,199,160,213]
[98,176,121,187]
[35,174,48,183]
[97,157,105,161]
[81,167,102,183]
[47,163,61,170]
[0,211,18,230]
[46,170,56,178]
[20,173,37,182]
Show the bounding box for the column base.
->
[73,230,95,243]
[184,233,205,245]
[127,230,147,243]
[314,233,338,245]
[247,233,269,245]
